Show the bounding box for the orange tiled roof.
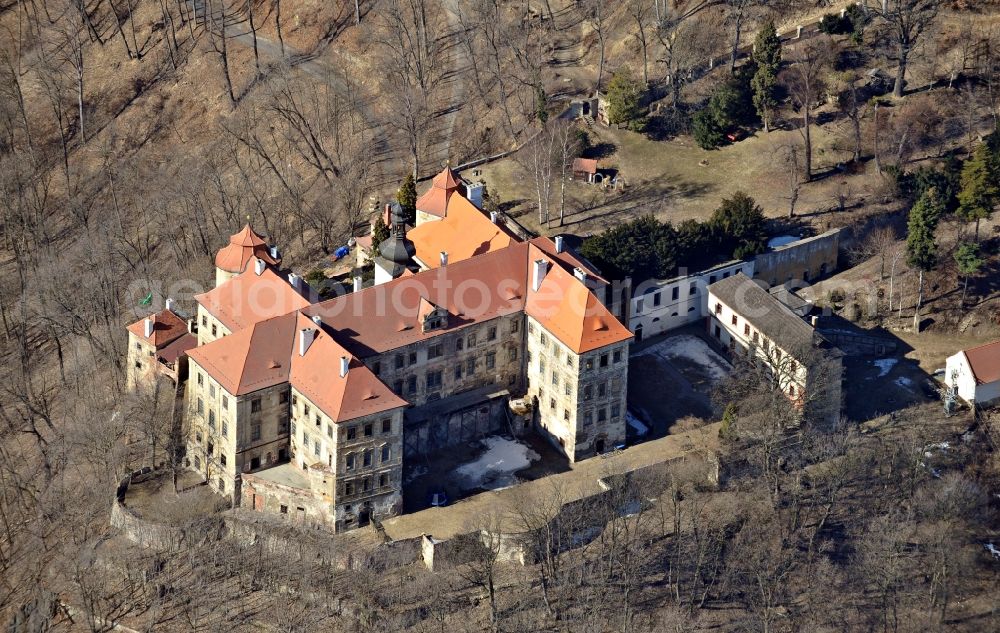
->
[187,312,298,396]
[305,242,630,356]
[415,166,461,218]
[215,224,279,273]
[195,258,311,332]
[157,332,198,364]
[126,308,189,348]
[408,194,517,268]
[528,236,608,284]
[525,245,632,354]
[187,312,404,420]
[572,158,599,174]
[963,340,1000,385]
[289,315,407,421]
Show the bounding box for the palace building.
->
[126,168,633,531]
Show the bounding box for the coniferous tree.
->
[751,22,781,133]
[906,189,943,331]
[957,143,998,241]
[606,68,645,127]
[396,173,417,226]
[954,242,983,308]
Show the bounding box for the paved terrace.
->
[378,422,722,542]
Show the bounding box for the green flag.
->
[139,292,153,306]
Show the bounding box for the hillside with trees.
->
[2,0,1000,631]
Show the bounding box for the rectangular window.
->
[304,404,310,417]
[598,382,607,398]
[427,370,443,389]
[313,442,320,457]
[486,352,496,369]
[468,333,477,347]
[488,326,497,341]
[564,409,570,421]
[209,384,216,398]
[382,419,391,434]
[539,359,546,374]
[364,423,373,437]
[251,399,262,413]
[744,323,750,336]
[456,337,464,351]
[408,352,417,365]
[208,410,216,430]
[613,350,623,363]
[549,398,556,410]
[407,376,417,394]
[251,423,261,441]
[600,354,608,368]
[428,343,443,359]
[290,421,296,435]
[611,403,621,418]
[212,324,217,336]
[584,411,593,426]
[363,450,372,467]
[220,454,227,466]
[690,283,697,296]
[566,355,573,368]
[540,332,547,346]
[381,445,391,462]
[511,320,519,333]
[302,435,309,449]
[508,348,518,361]
[379,473,389,488]
[197,373,203,386]
[564,383,571,396]
[467,358,475,375]
[585,358,594,370]
[197,398,204,414]
[347,427,356,441]
[345,482,354,495]
[598,408,607,422]
[222,421,228,437]
[395,354,404,369]
[551,371,558,386]
[528,322,534,334]
[454,365,462,380]
[280,390,289,404]
[731,314,738,326]
[222,395,228,409]
[346,453,356,470]
[672,287,679,301]
[715,303,722,314]
[315,415,321,428]
[201,316,207,327]
[584,385,593,400]
[327,424,333,438]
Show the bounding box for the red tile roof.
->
[187,312,404,421]
[963,340,1000,384]
[289,315,407,421]
[305,242,630,356]
[195,259,311,332]
[409,194,517,268]
[126,308,189,348]
[528,236,608,284]
[415,166,462,218]
[157,332,198,364]
[187,312,298,396]
[525,247,632,353]
[572,158,599,174]
[215,224,279,273]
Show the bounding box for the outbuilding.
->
[945,340,1000,407]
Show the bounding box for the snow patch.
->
[627,411,649,437]
[894,376,914,388]
[873,358,898,377]
[768,235,800,249]
[985,543,1000,560]
[454,437,540,491]
[638,334,731,381]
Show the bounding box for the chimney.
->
[554,236,565,253]
[269,245,280,260]
[465,181,485,209]
[810,315,819,328]
[573,267,587,282]
[311,314,323,326]
[532,259,549,292]
[288,272,302,290]
[298,328,316,356]
[440,251,448,267]
[144,317,154,338]
[254,259,266,276]
[339,356,349,378]
[489,211,499,224]
[165,297,176,313]
[353,276,363,292]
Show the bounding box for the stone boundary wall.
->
[753,228,842,287]
[113,447,720,574]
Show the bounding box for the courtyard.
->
[402,433,570,514]
[627,328,732,439]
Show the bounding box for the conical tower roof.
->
[215,223,279,273]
